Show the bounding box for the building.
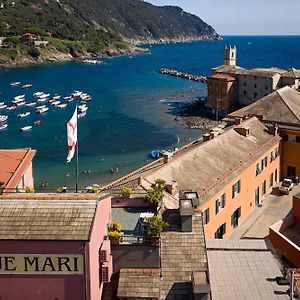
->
[207,46,298,112]
[228,86,300,178]
[20,33,38,43]
[0,194,113,300]
[269,193,300,267]
[0,148,36,193]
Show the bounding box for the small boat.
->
[22,84,32,89]
[14,94,25,100]
[0,102,4,106]
[33,92,44,97]
[37,98,48,103]
[38,93,50,99]
[34,120,41,126]
[36,107,49,114]
[0,104,7,110]
[25,102,37,107]
[15,101,26,107]
[63,96,73,101]
[150,150,160,159]
[0,124,8,130]
[78,112,86,118]
[0,115,8,122]
[6,106,16,111]
[53,95,61,100]
[10,82,21,87]
[72,91,83,97]
[18,112,30,118]
[78,104,88,113]
[36,105,46,110]
[12,98,24,105]
[81,96,92,101]
[20,125,32,132]
[57,103,67,109]
[51,100,60,106]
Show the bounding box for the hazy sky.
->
[146,0,300,35]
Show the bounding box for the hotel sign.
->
[0,254,84,275]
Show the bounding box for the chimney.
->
[235,117,243,125]
[270,124,279,136]
[234,126,250,137]
[165,180,177,195]
[179,191,199,232]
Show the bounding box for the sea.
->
[0,36,300,190]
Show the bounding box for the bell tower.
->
[224,45,236,66]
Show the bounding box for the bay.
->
[0,35,299,190]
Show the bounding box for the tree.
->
[145,214,168,238]
[145,178,166,205]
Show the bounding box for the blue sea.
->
[0,36,299,190]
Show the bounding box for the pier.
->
[159,68,207,83]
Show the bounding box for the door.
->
[255,187,260,206]
[287,166,296,179]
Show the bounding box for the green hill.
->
[0,0,219,66]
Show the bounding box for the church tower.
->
[224,46,236,66]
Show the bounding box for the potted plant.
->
[145,214,168,245]
[107,221,123,245]
[90,186,99,193]
[25,186,35,193]
[121,187,133,198]
[145,178,166,207]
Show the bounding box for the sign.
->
[0,254,84,275]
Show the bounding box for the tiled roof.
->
[0,148,36,191]
[229,86,300,125]
[209,73,236,81]
[118,269,160,298]
[212,65,244,74]
[0,199,98,240]
[282,67,300,78]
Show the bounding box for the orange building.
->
[228,86,300,179]
[269,193,300,267]
[207,73,236,114]
[0,148,36,193]
[132,117,281,239]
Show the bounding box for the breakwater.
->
[159,68,207,83]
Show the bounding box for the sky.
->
[146,0,300,35]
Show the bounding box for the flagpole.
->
[75,100,79,193]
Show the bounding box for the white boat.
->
[63,96,73,101]
[0,104,7,110]
[14,94,25,100]
[0,115,8,122]
[36,105,46,110]
[0,124,8,130]
[57,103,67,109]
[22,84,32,89]
[25,102,37,107]
[38,93,50,99]
[10,82,21,87]
[18,112,30,118]
[53,95,61,100]
[20,126,32,132]
[78,112,86,118]
[78,106,88,113]
[0,102,5,106]
[36,107,49,114]
[16,101,26,107]
[33,92,44,97]
[37,98,48,103]
[12,98,24,105]
[72,91,83,97]
[51,101,60,106]
[6,106,16,111]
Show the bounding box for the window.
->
[270,151,275,163]
[275,169,278,183]
[231,207,241,228]
[203,208,210,225]
[256,162,261,176]
[253,92,258,98]
[215,223,226,239]
[265,85,268,90]
[270,173,274,188]
[254,83,257,88]
[275,148,280,158]
[215,193,226,214]
[244,82,247,87]
[232,180,241,198]
[243,90,247,96]
[261,157,268,171]
[262,180,266,196]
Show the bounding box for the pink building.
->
[0,148,36,193]
[0,194,112,300]
[269,193,300,267]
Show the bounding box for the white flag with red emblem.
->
[66,107,77,163]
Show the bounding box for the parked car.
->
[279,178,293,195]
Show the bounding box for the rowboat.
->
[20,126,32,132]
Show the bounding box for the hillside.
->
[0,0,219,67]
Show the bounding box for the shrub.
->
[145,214,168,238]
[108,221,121,233]
[27,46,40,58]
[107,220,122,241]
[107,230,123,240]
[56,187,63,193]
[121,187,133,197]
[145,188,163,205]
[90,186,99,194]
[25,186,35,193]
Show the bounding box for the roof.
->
[212,65,244,74]
[0,199,99,240]
[144,117,280,205]
[282,67,300,78]
[118,269,160,298]
[206,240,289,300]
[209,73,236,81]
[229,86,300,125]
[0,148,36,191]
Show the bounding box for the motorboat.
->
[15,101,26,107]
[0,104,7,110]
[6,106,16,111]
[38,93,50,99]
[20,126,32,132]
[0,115,8,122]
[36,105,46,110]
[53,95,61,100]
[78,105,88,113]
[63,96,73,101]
[36,107,49,114]
[0,124,8,130]
[33,92,44,97]
[150,150,160,159]
[51,101,60,106]
[34,120,41,126]
[57,103,67,109]
[14,94,25,100]
[10,82,21,87]
[0,102,4,106]
[37,98,48,103]
[22,84,32,89]
[72,91,83,97]
[25,102,37,107]
[18,112,30,118]
[12,98,25,104]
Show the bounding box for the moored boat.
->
[25,102,37,107]
[57,103,67,109]
[20,125,32,132]
[0,104,7,110]
[37,98,48,103]
[51,100,60,106]
[33,92,44,97]
[150,150,160,159]
[10,82,21,87]
[0,115,8,122]
[15,101,26,107]
[0,102,5,106]
[18,112,30,118]
[0,124,8,130]
[78,104,88,113]
[6,106,16,111]
[34,120,41,126]
[14,94,25,100]
[36,105,46,110]
[22,84,32,89]
[36,107,49,114]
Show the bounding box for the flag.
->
[66,107,77,163]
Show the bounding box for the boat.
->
[51,100,60,106]
[0,124,8,130]
[0,104,7,110]
[15,101,26,107]
[12,98,25,104]
[82,59,104,65]
[0,102,4,106]
[36,107,49,114]
[10,82,21,87]
[6,106,16,111]
[57,103,67,109]
[81,95,92,101]
[18,112,30,118]
[14,94,25,100]
[53,95,61,100]
[37,98,48,103]
[150,150,160,159]
[36,105,46,110]
[38,93,50,99]
[78,112,86,118]
[72,91,83,97]
[20,126,32,132]
[25,102,37,107]
[63,96,73,101]
[0,115,8,122]
[33,92,44,97]
[34,120,41,126]
[78,104,88,113]
[22,84,32,89]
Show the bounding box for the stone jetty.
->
[159,68,207,83]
